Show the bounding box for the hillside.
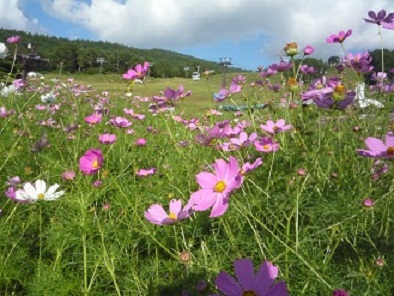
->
[0,28,245,78]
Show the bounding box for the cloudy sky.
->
[1,0,394,70]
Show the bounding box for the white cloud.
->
[0,0,31,30]
[0,0,47,35]
[40,0,394,63]
[5,0,393,66]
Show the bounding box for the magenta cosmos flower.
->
[260,119,292,134]
[144,199,191,225]
[187,156,243,218]
[357,132,394,158]
[123,61,150,80]
[326,29,352,43]
[363,9,394,26]
[333,289,349,296]
[79,149,103,175]
[98,133,116,144]
[213,259,289,296]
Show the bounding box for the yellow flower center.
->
[287,78,297,86]
[92,159,99,168]
[263,145,270,151]
[243,291,257,296]
[333,84,346,101]
[37,193,45,200]
[334,84,346,95]
[387,146,394,155]
[214,181,226,193]
[168,212,177,220]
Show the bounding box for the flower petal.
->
[169,199,182,215]
[209,194,229,218]
[215,271,243,296]
[365,137,386,153]
[195,172,218,189]
[254,261,278,294]
[234,258,255,291]
[35,179,47,194]
[190,189,217,211]
[264,281,289,296]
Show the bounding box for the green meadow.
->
[1,67,393,296]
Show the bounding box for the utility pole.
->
[183,66,189,78]
[96,57,105,74]
[15,42,49,82]
[218,57,232,88]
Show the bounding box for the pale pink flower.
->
[85,113,102,125]
[98,134,117,144]
[187,156,243,218]
[135,168,156,177]
[61,171,76,181]
[135,138,147,146]
[241,158,263,175]
[254,137,279,153]
[144,199,191,225]
[260,119,292,134]
[109,116,132,128]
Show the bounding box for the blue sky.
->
[1,0,394,71]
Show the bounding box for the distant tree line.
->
[0,29,244,78]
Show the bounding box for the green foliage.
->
[1,62,394,295]
[0,29,244,79]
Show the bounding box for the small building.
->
[192,72,200,81]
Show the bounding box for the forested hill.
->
[0,28,245,77]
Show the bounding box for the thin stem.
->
[378,25,384,73]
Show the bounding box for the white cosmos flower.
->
[15,179,65,202]
[41,92,57,104]
[0,43,8,59]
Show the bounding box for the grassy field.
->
[1,61,394,296]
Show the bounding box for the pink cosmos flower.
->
[98,134,117,144]
[326,29,352,43]
[79,149,103,175]
[241,158,263,175]
[221,132,258,151]
[123,61,150,80]
[6,176,21,186]
[61,171,76,181]
[93,180,103,187]
[135,168,156,177]
[260,119,292,134]
[135,138,147,146]
[144,199,191,225]
[7,36,21,44]
[363,198,374,208]
[109,116,132,128]
[212,259,289,296]
[231,74,247,85]
[254,137,279,153]
[357,132,394,158]
[0,106,8,117]
[85,113,102,125]
[187,156,243,218]
[303,45,314,55]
